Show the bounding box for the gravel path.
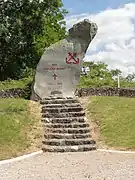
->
[0,151,135,180]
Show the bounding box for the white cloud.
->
[65,3,135,76]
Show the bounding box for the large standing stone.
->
[32,19,98,100]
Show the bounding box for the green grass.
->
[0,98,35,160]
[0,78,31,90]
[87,96,135,150]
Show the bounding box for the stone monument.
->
[31,19,98,100]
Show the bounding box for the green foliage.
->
[125,73,135,82]
[0,0,67,80]
[0,77,33,100]
[0,78,32,90]
[23,80,33,100]
[21,67,35,79]
[79,61,135,88]
[110,69,122,77]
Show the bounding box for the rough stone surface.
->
[1,151,135,180]
[0,88,25,98]
[32,19,98,99]
[75,87,135,97]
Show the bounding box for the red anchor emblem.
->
[66,52,80,64]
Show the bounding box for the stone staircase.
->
[40,97,96,152]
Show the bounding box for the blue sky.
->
[62,0,135,75]
[62,0,134,14]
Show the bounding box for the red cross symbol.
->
[66,52,79,64]
[52,73,57,80]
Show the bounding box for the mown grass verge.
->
[0,78,32,90]
[0,98,42,160]
[87,96,135,150]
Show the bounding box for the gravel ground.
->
[0,151,135,180]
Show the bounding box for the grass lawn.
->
[87,96,135,150]
[0,78,31,90]
[0,98,42,160]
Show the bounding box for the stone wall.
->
[0,88,25,98]
[75,87,135,98]
[0,87,135,99]
[119,88,135,97]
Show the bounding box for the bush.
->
[23,80,33,100]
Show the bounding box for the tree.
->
[125,73,135,82]
[110,69,122,77]
[79,61,135,88]
[79,61,119,87]
[83,61,112,79]
[0,0,67,80]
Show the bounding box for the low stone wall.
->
[0,87,135,99]
[119,88,135,98]
[75,87,119,97]
[75,87,135,98]
[0,88,25,98]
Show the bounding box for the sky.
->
[62,0,135,76]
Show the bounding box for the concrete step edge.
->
[43,138,96,144]
[43,122,90,128]
[44,133,92,139]
[41,103,81,107]
[42,144,97,152]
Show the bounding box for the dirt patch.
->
[78,97,108,149]
[27,100,43,153]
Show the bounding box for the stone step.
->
[41,117,85,123]
[41,107,83,113]
[44,133,91,139]
[42,112,85,118]
[42,144,96,152]
[43,122,90,129]
[42,97,73,100]
[42,138,96,146]
[42,97,66,100]
[40,99,79,105]
[42,103,81,108]
[44,127,90,134]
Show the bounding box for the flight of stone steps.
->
[40,97,96,152]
